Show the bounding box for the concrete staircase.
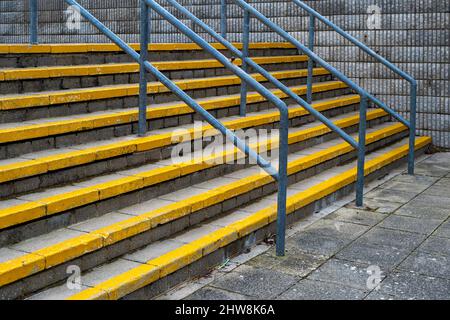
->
[0,43,431,300]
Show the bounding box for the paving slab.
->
[411,194,450,209]
[264,251,327,278]
[432,219,450,239]
[307,258,374,291]
[390,174,439,188]
[375,271,450,300]
[324,207,386,227]
[418,236,450,256]
[356,227,427,251]
[378,214,442,235]
[185,286,254,300]
[397,251,450,280]
[414,163,450,177]
[211,265,298,299]
[395,202,449,220]
[277,279,366,300]
[376,180,430,194]
[335,241,410,271]
[286,232,351,258]
[365,188,418,204]
[347,198,404,214]
[304,219,369,241]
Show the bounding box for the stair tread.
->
[0,42,296,55]
[0,68,329,110]
[0,122,411,291]
[25,135,430,300]
[0,55,307,81]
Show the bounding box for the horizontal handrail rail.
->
[292,0,417,175]
[293,0,416,84]
[162,0,359,150]
[233,0,410,129]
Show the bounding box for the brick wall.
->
[0,0,449,148]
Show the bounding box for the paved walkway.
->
[160,152,450,300]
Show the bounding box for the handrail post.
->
[240,9,250,117]
[356,96,368,207]
[276,110,289,257]
[138,0,150,137]
[30,0,38,44]
[220,0,227,39]
[408,82,417,175]
[306,14,315,104]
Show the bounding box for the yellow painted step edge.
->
[0,80,347,144]
[0,42,297,54]
[0,56,308,81]
[0,68,329,110]
[0,107,387,232]
[0,94,360,184]
[0,120,402,288]
[66,136,432,300]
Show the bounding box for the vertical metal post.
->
[306,14,315,104]
[276,110,289,257]
[240,9,250,117]
[139,0,150,137]
[356,96,368,207]
[30,0,38,44]
[220,0,227,39]
[408,82,417,175]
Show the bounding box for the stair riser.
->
[124,145,428,300]
[0,48,299,68]
[5,137,418,301]
[0,86,350,160]
[1,74,332,124]
[0,61,308,95]
[0,103,362,198]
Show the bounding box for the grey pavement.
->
[169,153,450,300]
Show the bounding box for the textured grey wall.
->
[0,0,449,149]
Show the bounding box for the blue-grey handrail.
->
[143,0,293,256]
[292,0,417,175]
[230,0,418,208]
[158,0,369,256]
[61,0,278,176]
[162,0,359,150]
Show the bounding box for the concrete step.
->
[0,94,363,196]
[22,136,431,300]
[0,68,331,123]
[0,110,396,247]
[0,122,415,299]
[0,42,298,68]
[0,81,350,159]
[0,55,308,94]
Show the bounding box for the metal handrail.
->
[143,0,294,256]
[158,0,371,257]
[163,0,368,249]
[220,0,416,176]
[292,0,417,175]
[25,0,293,255]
